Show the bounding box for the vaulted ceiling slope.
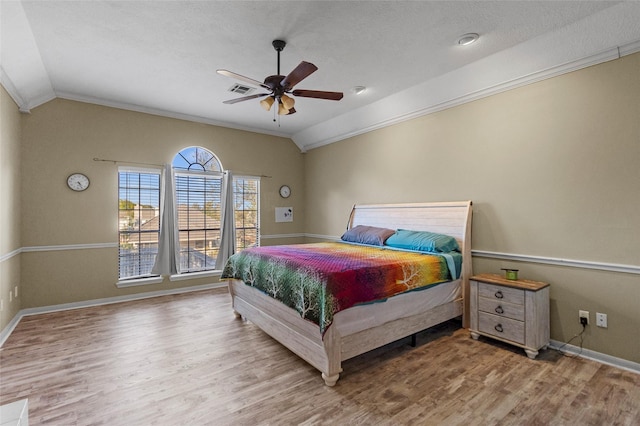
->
[2,1,640,152]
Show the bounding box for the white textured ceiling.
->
[2,1,640,151]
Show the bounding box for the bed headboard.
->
[348,201,473,326]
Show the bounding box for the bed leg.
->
[410,333,417,347]
[322,372,340,387]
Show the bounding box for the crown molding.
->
[55,91,291,140]
[0,66,28,112]
[296,45,626,152]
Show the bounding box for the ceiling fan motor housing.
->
[264,75,287,95]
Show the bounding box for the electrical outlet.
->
[9,291,12,303]
[596,312,608,328]
[14,285,18,298]
[579,310,589,325]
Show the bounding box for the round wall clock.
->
[279,185,291,198]
[67,173,90,192]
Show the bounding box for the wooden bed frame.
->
[227,201,473,386]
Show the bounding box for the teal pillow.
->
[385,229,460,253]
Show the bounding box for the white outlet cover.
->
[596,312,608,328]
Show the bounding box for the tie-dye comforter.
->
[221,242,460,334]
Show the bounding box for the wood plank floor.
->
[1,288,639,425]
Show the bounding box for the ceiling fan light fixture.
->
[278,101,290,115]
[260,96,275,111]
[280,94,295,110]
[458,33,479,46]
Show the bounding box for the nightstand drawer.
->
[478,312,525,345]
[478,298,525,321]
[478,282,524,305]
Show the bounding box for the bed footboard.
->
[229,279,462,386]
[229,279,343,386]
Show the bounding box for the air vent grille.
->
[228,84,255,95]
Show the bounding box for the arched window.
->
[172,147,260,273]
[172,147,224,272]
[172,146,223,172]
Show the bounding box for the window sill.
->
[115,271,223,288]
[169,270,222,282]
[116,276,164,288]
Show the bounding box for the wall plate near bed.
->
[275,207,293,222]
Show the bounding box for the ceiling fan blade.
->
[217,69,270,90]
[291,89,344,101]
[281,61,318,90]
[222,93,271,104]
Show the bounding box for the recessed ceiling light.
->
[352,86,367,95]
[458,33,479,46]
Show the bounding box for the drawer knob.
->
[495,306,504,314]
[495,290,504,299]
[494,324,504,333]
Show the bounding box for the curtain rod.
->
[93,157,271,178]
[93,157,164,167]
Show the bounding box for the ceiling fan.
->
[217,40,343,116]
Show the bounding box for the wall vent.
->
[228,84,255,95]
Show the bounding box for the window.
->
[234,177,260,250]
[172,147,260,274]
[117,147,260,282]
[174,169,223,272]
[173,147,223,272]
[118,168,161,280]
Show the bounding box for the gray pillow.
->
[341,225,396,246]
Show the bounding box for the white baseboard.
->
[0,282,226,347]
[0,310,24,348]
[549,339,640,375]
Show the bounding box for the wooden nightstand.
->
[469,273,550,359]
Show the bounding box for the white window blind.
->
[118,168,162,280]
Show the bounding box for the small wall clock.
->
[67,173,90,192]
[279,185,291,198]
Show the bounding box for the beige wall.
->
[304,53,640,363]
[4,53,639,364]
[0,86,22,330]
[19,99,305,308]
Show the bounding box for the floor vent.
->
[228,84,255,95]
